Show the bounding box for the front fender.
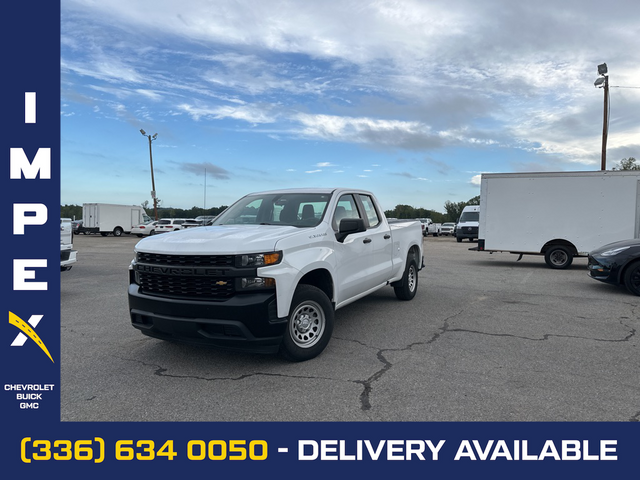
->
[259,245,336,319]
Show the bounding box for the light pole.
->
[140,129,159,220]
[594,63,609,171]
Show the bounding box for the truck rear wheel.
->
[113,227,124,237]
[394,258,418,300]
[544,245,573,269]
[280,285,334,362]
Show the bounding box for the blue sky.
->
[61,0,640,213]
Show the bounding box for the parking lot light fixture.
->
[140,129,159,220]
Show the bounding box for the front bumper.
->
[128,284,286,353]
[587,255,617,284]
[456,226,478,239]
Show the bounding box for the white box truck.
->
[82,203,150,237]
[475,171,640,269]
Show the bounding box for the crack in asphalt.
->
[343,313,637,414]
[117,358,341,384]
[116,311,637,420]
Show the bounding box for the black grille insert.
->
[137,252,234,267]
[137,273,235,300]
[136,252,237,300]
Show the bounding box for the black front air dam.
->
[128,284,286,353]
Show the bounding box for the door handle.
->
[384,234,391,239]
[363,238,372,244]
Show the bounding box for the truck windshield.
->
[213,193,331,227]
[459,211,479,222]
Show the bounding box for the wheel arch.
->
[297,268,335,305]
[541,239,577,256]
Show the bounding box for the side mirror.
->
[336,218,366,242]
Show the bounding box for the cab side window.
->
[358,194,380,228]
[333,194,361,230]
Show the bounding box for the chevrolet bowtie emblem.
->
[215,281,228,286]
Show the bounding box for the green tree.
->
[60,204,82,220]
[443,195,480,222]
[612,157,639,170]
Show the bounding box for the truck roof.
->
[243,187,375,196]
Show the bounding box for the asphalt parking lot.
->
[61,232,639,422]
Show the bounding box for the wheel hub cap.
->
[297,314,312,332]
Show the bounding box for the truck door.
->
[357,193,393,287]
[332,194,376,303]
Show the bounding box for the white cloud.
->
[178,103,276,124]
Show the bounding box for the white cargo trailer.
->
[476,171,640,269]
[82,203,150,237]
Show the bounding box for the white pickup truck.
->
[128,188,423,361]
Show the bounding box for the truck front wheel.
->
[544,245,573,269]
[394,258,418,300]
[280,285,334,362]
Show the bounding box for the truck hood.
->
[134,225,303,255]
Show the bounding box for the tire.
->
[623,261,640,296]
[100,232,109,237]
[544,245,573,269]
[394,258,418,300]
[457,237,462,243]
[113,227,124,237]
[280,285,334,362]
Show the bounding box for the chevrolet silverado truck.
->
[128,188,423,361]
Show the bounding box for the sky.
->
[61,0,640,213]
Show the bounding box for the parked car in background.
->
[131,220,157,237]
[60,218,77,271]
[416,218,428,236]
[72,219,83,234]
[456,205,480,242]
[155,218,190,233]
[588,239,640,296]
[441,222,456,236]
[426,220,442,237]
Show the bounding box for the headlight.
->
[238,251,282,267]
[600,246,630,257]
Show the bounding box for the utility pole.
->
[594,63,609,171]
[140,129,159,220]
[601,74,609,171]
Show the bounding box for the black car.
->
[588,239,640,296]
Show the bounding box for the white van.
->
[456,205,479,242]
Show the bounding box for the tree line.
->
[384,195,480,223]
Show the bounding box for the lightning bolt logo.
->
[9,312,54,363]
